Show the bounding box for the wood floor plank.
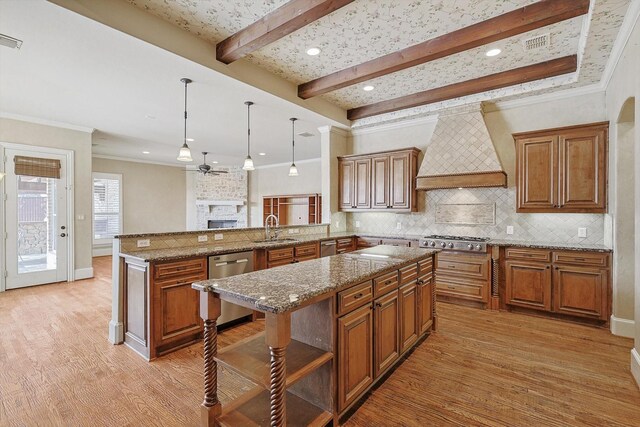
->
[0,256,638,426]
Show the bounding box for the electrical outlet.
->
[336,220,340,228]
[355,221,360,228]
[288,228,300,234]
[137,239,150,248]
[396,222,402,230]
[77,214,85,220]
[198,235,208,243]
[506,226,514,235]
[214,233,224,241]
[578,228,587,238]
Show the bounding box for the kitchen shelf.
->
[216,331,333,389]
[219,389,332,427]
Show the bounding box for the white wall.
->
[248,159,322,227]
[92,157,186,234]
[0,117,93,273]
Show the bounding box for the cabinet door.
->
[354,158,372,209]
[373,291,400,378]
[399,282,418,353]
[417,276,434,336]
[553,266,608,320]
[338,304,373,412]
[516,136,558,211]
[505,261,552,311]
[389,152,411,209]
[372,156,389,208]
[339,159,355,210]
[558,128,607,211]
[153,275,203,350]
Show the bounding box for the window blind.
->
[14,156,61,179]
[93,176,121,240]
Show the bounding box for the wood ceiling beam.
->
[216,0,355,64]
[298,0,589,99]
[347,55,577,120]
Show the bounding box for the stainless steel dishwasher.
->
[208,251,254,327]
[320,240,337,257]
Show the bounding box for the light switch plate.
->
[355,221,361,228]
[214,234,224,241]
[137,239,150,248]
[506,226,514,235]
[198,235,208,243]
[77,214,85,220]
[288,228,300,234]
[578,228,587,238]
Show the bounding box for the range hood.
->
[416,103,507,191]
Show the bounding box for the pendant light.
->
[242,101,255,170]
[176,78,194,162]
[288,117,299,176]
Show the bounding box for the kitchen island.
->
[191,245,438,427]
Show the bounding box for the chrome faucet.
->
[265,214,280,240]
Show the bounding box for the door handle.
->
[60,233,67,237]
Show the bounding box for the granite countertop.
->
[488,239,612,252]
[192,245,439,314]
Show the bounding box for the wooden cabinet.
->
[336,237,356,254]
[504,247,610,322]
[263,194,322,225]
[338,148,420,212]
[417,274,434,336]
[399,282,418,353]
[514,122,608,213]
[357,237,381,249]
[373,290,400,378]
[505,260,552,311]
[435,252,491,306]
[265,243,319,268]
[337,304,373,412]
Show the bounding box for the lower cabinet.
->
[504,248,610,322]
[338,304,373,412]
[373,291,400,378]
[417,275,434,335]
[399,282,418,353]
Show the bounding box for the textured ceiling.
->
[117,0,631,119]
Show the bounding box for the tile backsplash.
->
[348,187,606,245]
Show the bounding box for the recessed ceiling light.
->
[258,152,266,156]
[486,48,501,57]
[186,138,195,142]
[306,47,321,56]
[142,151,150,154]
[363,85,375,91]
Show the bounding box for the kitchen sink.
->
[252,238,299,244]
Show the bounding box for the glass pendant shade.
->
[0,171,5,180]
[177,142,193,162]
[288,163,298,176]
[243,155,255,171]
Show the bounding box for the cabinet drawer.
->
[357,237,381,248]
[418,257,433,276]
[399,263,418,286]
[154,258,206,280]
[505,247,551,262]
[338,281,373,316]
[154,273,206,287]
[295,243,317,258]
[267,247,294,262]
[337,238,355,250]
[436,276,487,302]
[552,251,609,267]
[380,238,411,247]
[436,254,489,280]
[373,271,399,297]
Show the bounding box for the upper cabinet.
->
[514,122,608,213]
[338,148,420,213]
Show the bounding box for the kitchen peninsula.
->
[192,244,438,426]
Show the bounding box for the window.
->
[92,172,122,244]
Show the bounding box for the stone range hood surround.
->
[416,103,507,191]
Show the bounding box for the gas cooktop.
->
[424,235,490,242]
[420,235,490,252]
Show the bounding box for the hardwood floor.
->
[0,256,638,426]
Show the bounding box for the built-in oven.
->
[208,251,254,327]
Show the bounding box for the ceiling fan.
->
[189,152,228,176]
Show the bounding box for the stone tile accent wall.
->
[349,187,606,245]
[193,166,248,229]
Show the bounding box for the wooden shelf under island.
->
[192,245,439,427]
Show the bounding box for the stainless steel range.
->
[419,235,490,253]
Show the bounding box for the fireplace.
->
[208,219,238,229]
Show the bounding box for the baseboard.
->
[631,348,640,389]
[109,320,124,344]
[611,315,636,338]
[93,246,112,257]
[74,267,94,281]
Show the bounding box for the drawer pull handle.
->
[353,293,364,299]
[375,302,382,308]
[447,286,456,289]
[417,279,424,285]
[385,280,393,285]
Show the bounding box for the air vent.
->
[298,132,314,137]
[0,33,23,49]
[522,33,549,51]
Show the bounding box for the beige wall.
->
[604,11,640,380]
[92,157,186,235]
[248,160,322,227]
[0,117,93,272]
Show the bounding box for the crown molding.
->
[317,125,350,137]
[92,154,186,168]
[0,112,95,133]
[490,83,605,111]
[253,157,321,170]
[350,114,439,136]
